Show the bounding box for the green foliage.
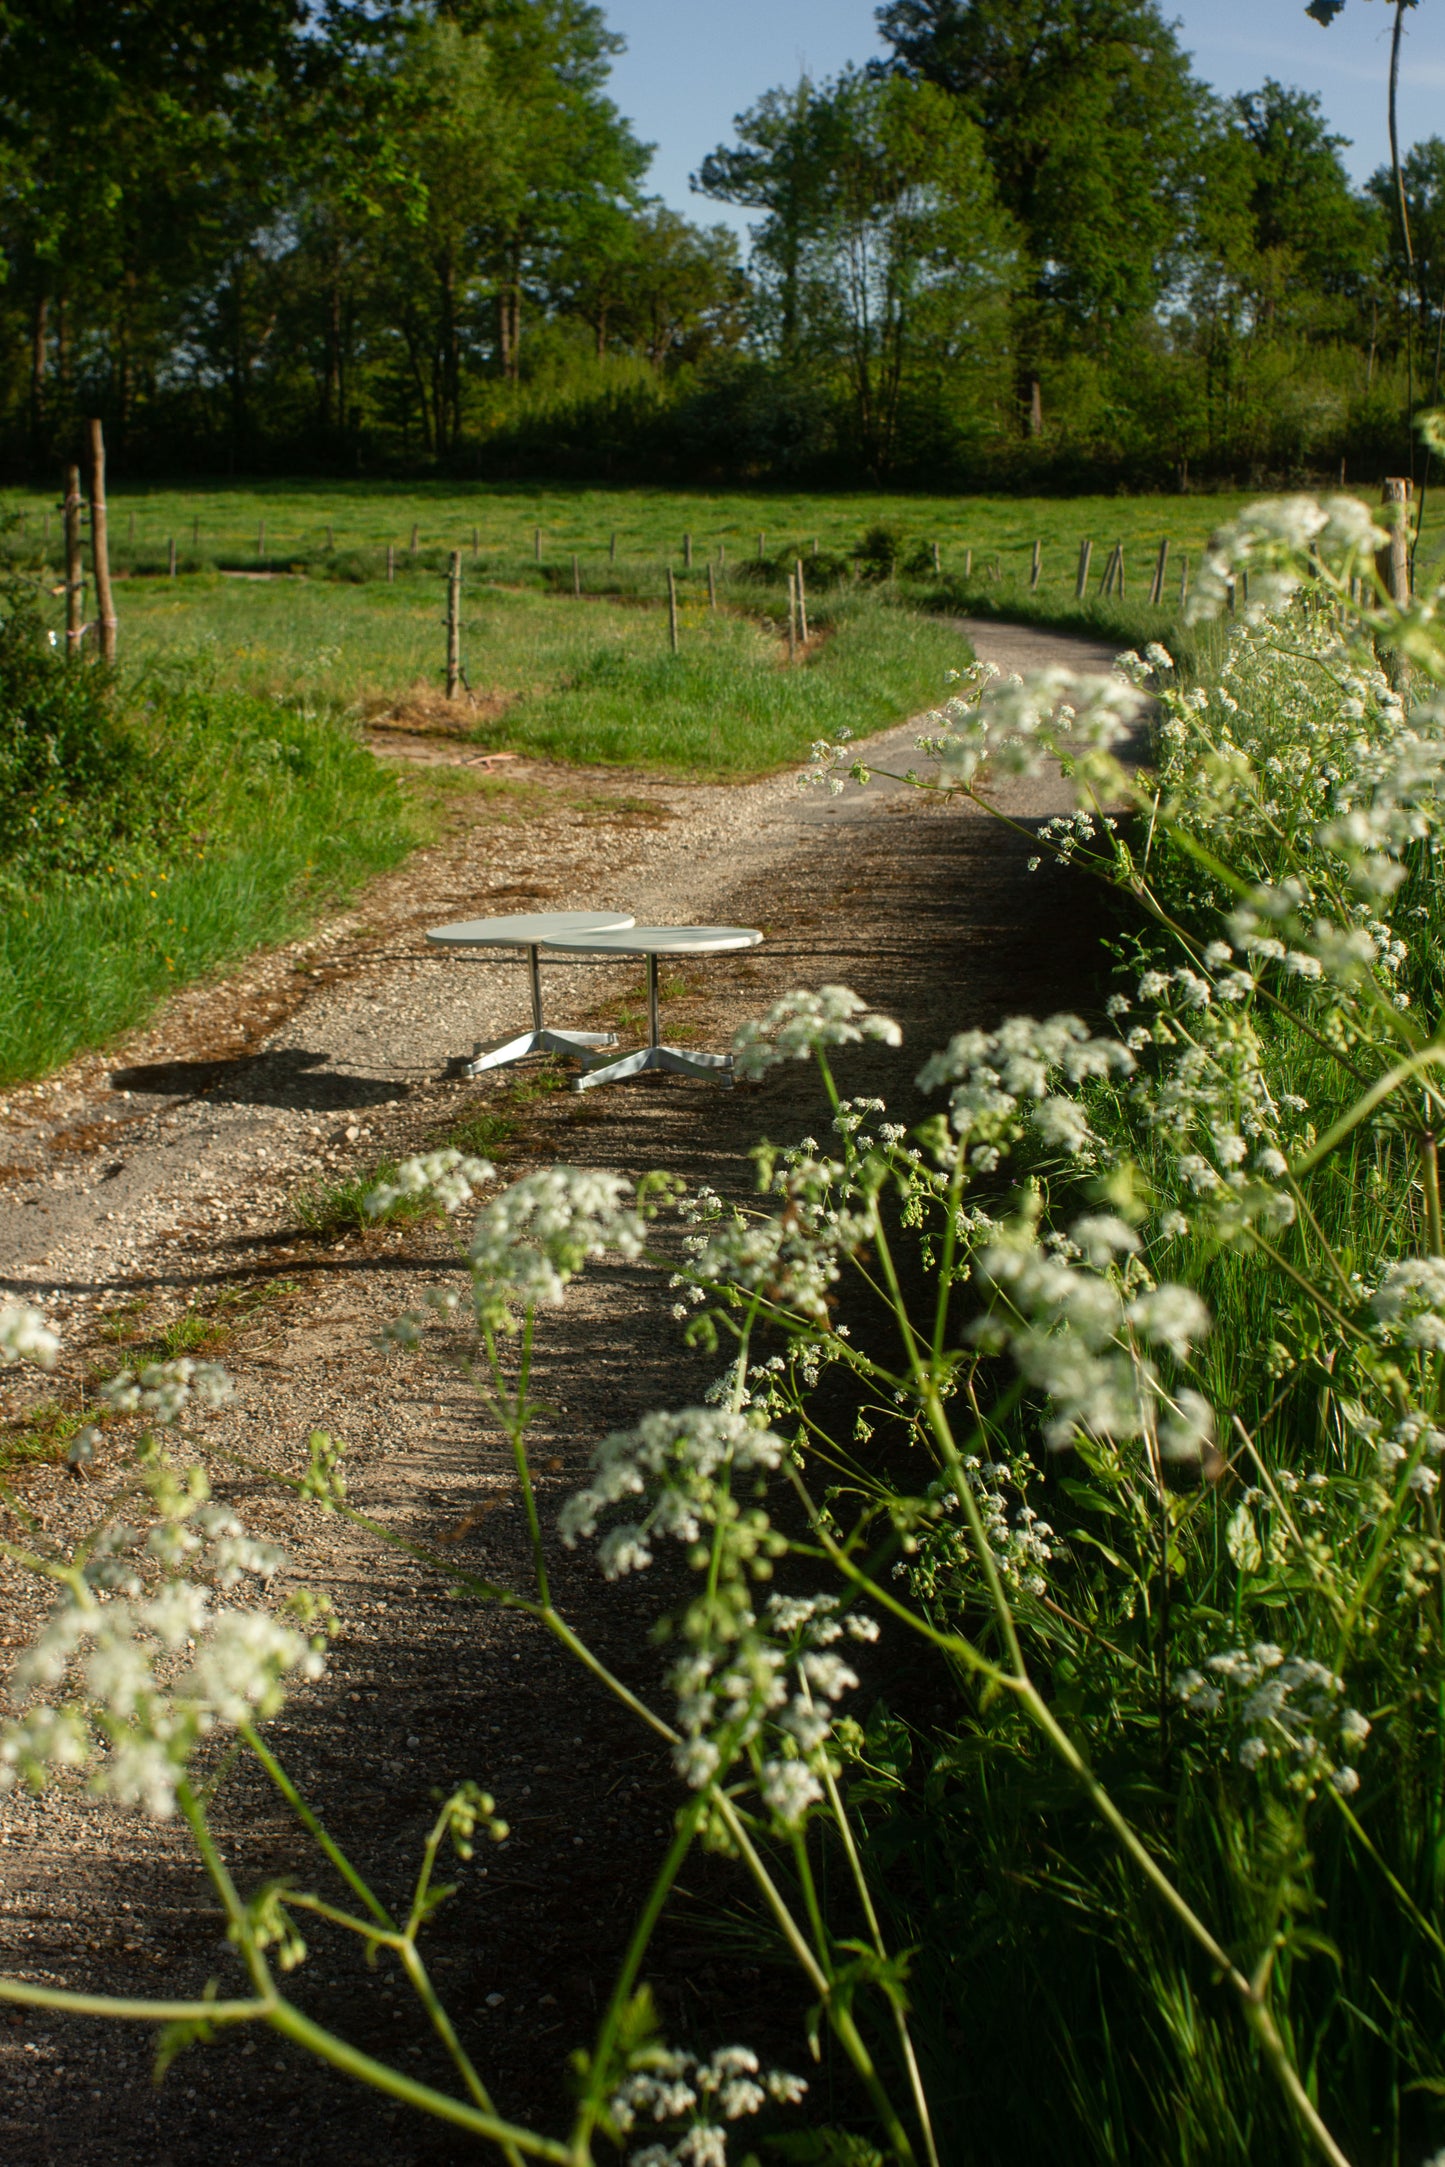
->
[0,581,164,876]
[0,668,412,1084]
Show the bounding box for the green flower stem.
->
[790,1457,1353,2167]
[1009,1676,1353,2167]
[240,1720,395,1931]
[1327,1786,1445,1965]
[488,1309,552,1609]
[1292,1042,1445,1175]
[268,1997,572,2161]
[395,1937,519,2155]
[0,1979,266,2024]
[570,1796,706,2155]
[815,1742,942,2167]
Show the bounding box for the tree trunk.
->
[28,290,47,458]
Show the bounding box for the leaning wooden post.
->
[87,418,117,664]
[63,463,84,658]
[167,537,177,579]
[572,552,581,597]
[795,558,808,644]
[446,550,462,699]
[964,547,973,578]
[1116,545,1126,600]
[707,561,717,611]
[1380,477,1412,603]
[1149,536,1169,607]
[386,543,395,583]
[684,531,693,570]
[1030,538,1042,589]
[787,570,798,662]
[667,567,680,655]
[1075,538,1093,598]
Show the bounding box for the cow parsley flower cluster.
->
[610,2044,806,2167]
[1370,1259,1445,1351]
[919,667,1147,790]
[916,1012,1135,1172]
[731,985,901,1079]
[1185,494,1388,625]
[557,1407,787,1582]
[666,1591,877,1819]
[365,1146,495,1216]
[972,1211,1212,1453]
[1175,1642,1371,1798]
[0,1450,326,1820]
[101,1357,235,1425]
[0,1303,60,1369]
[906,1456,1056,1603]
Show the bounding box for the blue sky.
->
[600,0,1445,240]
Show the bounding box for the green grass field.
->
[7,477,1441,585]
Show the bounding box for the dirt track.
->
[0,619,1118,2164]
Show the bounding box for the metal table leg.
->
[466,944,618,1076]
[575,950,735,1091]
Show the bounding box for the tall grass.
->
[0,657,411,1084]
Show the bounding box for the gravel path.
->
[0,618,1119,2163]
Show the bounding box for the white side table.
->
[426,910,635,1075]
[542,925,764,1090]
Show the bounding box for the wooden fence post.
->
[446,550,461,699]
[1030,538,1042,590]
[684,532,693,570]
[795,559,808,644]
[87,418,117,664]
[787,570,797,663]
[386,543,395,584]
[707,561,717,612]
[1116,545,1126,600]
[667,568,680,655]
[1147,538,1168,606]
[1381,477,1412,603]
[63,463,84,658]
[718,541,726,568]
[572,552,581,597]
[609,532,617,563]
[1075,539,1093,599]
[168,537,177,579]
[1178,555,1188,607]
[964,547,973,578]
[932,540,942,575]
[534,527,542,563]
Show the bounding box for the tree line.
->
[0,0,1441,490]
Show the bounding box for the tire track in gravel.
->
[0,619,1120,2164]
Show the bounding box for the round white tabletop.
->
[426,910,634,949]
[543,924,763,956]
